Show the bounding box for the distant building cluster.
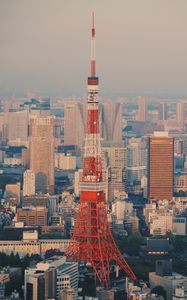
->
[0,94,187,298]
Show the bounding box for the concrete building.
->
[149,213,173,236]
[3,157,22,165]
[144,201,173,236]
[108,167,125,202]
[101,101,123,142]
[24,264,56,300]
[17,207,48,227]
[96,289,115,300]
[129,214,139,234]
[61,288,74,300]
[102,142,126,169]
[0,230,70,258]
[112,200,138,235]
[30,115,55,194]
[22,194,57,218]
[29,97,51,117]
[174,174,187,193]
[150,270,187,300]
[5,182,21,204]
[148,132,174,201]
[176,101,185,128]
[159,102,168,121]
[7,110,28,146]
[64,102,85,148]
[126,138,147,193]
[137,96,147,121]
[25,256,78,300]
[173,217,186,236]
[55,153,76,170]
[144,201,187,236]
[173,286,187,299]
[23,170,35,196]
[112,200,133,221]
[21,147,30,167]
[74,169,82,196]
[102,142,126,201]
[50,257,78,300]
[0,112,8,145]
[0,267,22,299]
[126,278,164,300]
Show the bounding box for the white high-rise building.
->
[101,102,123,142]
[159,102,168,121]
[7,110,28,146]
[23,170,35,196]
[126,138,147,192]
[30,115,55,194]
[137,96,147,121]
[176,101,185,128]
[64,102,85,147]
[102,142,126,201]
[25,256,78,300]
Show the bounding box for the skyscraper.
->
[176,100,185,128]
[102,142,126,201]
[148,131,174,201]
[126,138,147,192]
[7,109,28,146]
[159,102,168,121]
[102,141,126,169]
[101,101,123,142]
[30,116,55,194]
[64,102,85,147]
[137,96,147,121]
[23,170,35,196]
[25,97,51,116]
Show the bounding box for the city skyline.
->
[0,0,187,96]
[1,2,187,299]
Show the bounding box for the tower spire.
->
[91,12,96,77]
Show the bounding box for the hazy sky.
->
[0,0,187,96]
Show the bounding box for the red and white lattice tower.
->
[65,13,136,287]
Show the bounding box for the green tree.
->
[151,286,166,299]
[116,234,145,256]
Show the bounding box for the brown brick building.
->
[148,132,174,201]
[17,207,48,227]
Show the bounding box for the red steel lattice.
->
[65,13,136,287]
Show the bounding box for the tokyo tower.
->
[65,13,136,287]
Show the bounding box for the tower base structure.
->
[65,200,136,287]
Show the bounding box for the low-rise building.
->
[149,261,187,300]
[17,206,48,227]
[61,288,74,300]
[0,267,22,299]
[24,264,56,300]
[140,238,173,260]
[126,278,164,300]
[55,153,76,170]
[173,286,187,299]
[150,272,187,300]
[0,230,70,258]
[25,256,78,300]
[173,217,186,236]
[22,194,57,217]
[144,200,187,236]
[5,182,21,204]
